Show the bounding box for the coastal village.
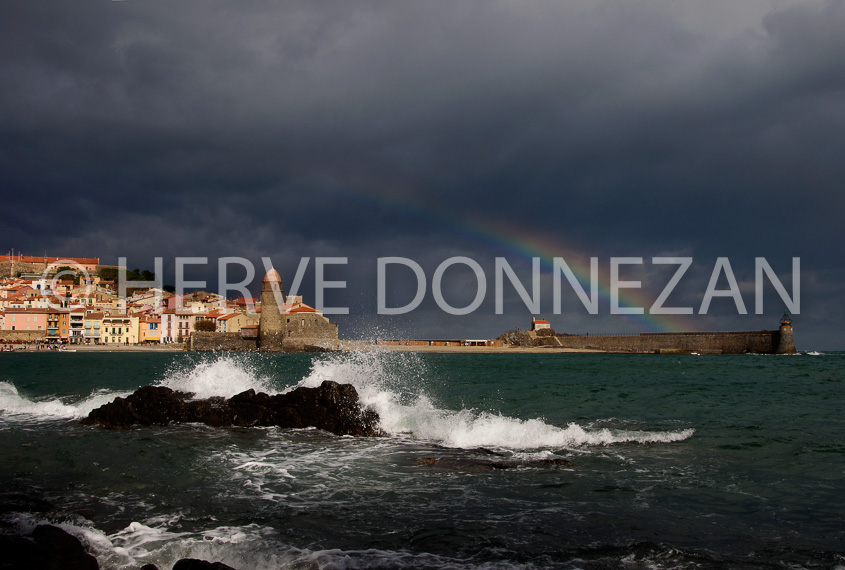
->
[0,253,330,349]
[1,252,796,354]
[1,252,515,352]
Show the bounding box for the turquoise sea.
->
[0,350,843,569]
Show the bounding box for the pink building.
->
[2,308,48,332]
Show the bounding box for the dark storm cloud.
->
[1,0,843,345]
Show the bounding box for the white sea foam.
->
[157,354,277,399]
[51,515,531,570]
[403,409,694,449]
[56,514,528,570]
[296,351,695,451]
[12,515,285,570]
[0,381,129,421]
[0,381,75,418]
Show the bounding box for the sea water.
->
[0,350,843,569]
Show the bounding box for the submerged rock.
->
[81,380,381,437]
[0,492,56,517]
[0,524,99,570]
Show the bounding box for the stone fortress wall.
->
[188,331,257,352]
[0,330,48,344]
[1,255,102,278]
[504,321,797,354]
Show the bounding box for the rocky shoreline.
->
[0,493,240,570]
[2,382,381,569]
[81,380,382,437]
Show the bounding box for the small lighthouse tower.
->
[775,310,797,354]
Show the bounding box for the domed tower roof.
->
[263,268,282,283]
[261,268,283,295]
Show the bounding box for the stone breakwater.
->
[501,326,797,354]
[81,381,382,437]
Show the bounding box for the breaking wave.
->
[156,353,277,399]
[1,350,694,449]
[0,381,128,421]
[296,350,695,450]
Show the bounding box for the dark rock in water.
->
[172,559,237,570]
[0,492,56,516]
[81,380,381,437]
[140,565,161,570]
[0,524,99,570]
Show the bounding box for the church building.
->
[258,268,339,351]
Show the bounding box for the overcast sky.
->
[2,0,843,348]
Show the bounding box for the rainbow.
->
[459,216,694,332]
[332,177,693,332]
